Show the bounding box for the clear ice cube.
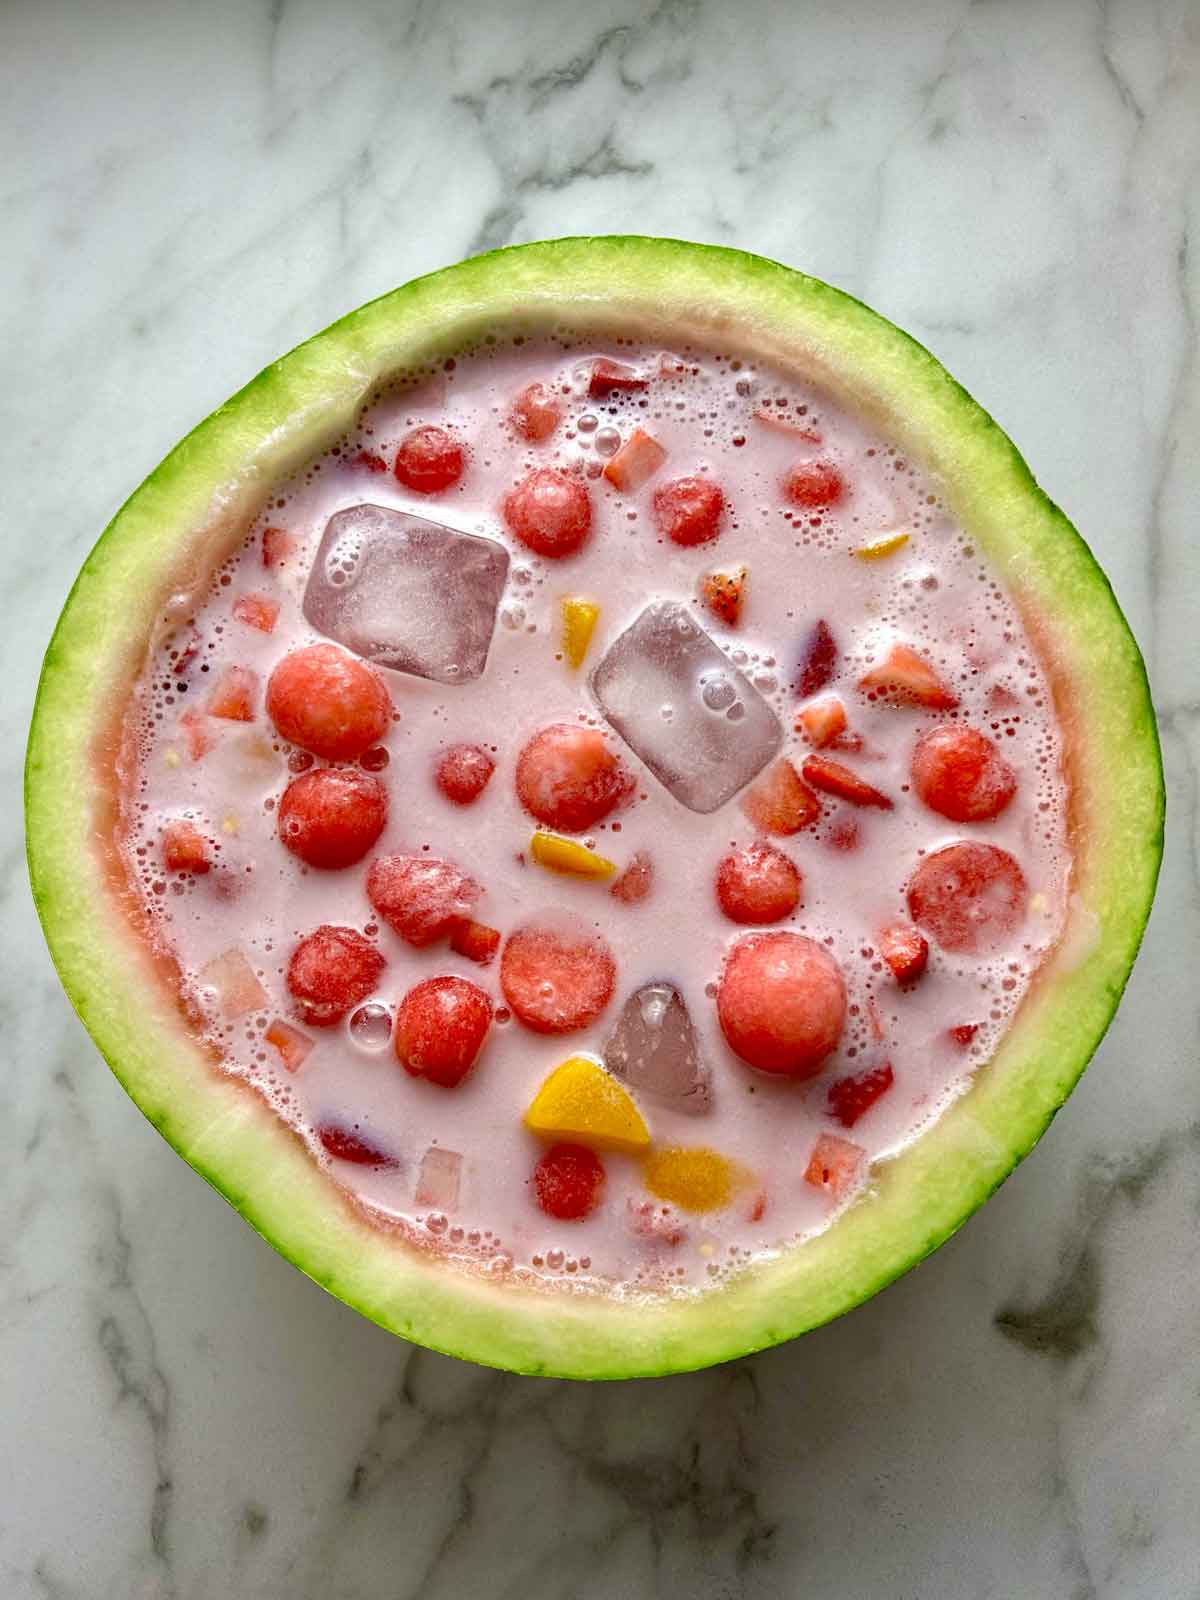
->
[414,1146,462,1211]
[303,504,509,684]
[590,602,782,812]
[604,981,712,1114]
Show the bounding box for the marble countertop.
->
[3,1,1197,1595]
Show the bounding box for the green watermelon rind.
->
[25,238,1163,1378]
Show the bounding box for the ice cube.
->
[604,981,712,1114]
[414,1146,462,1211]
[303,504,509,684]
[590,602,782,812]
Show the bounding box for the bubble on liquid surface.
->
[349,1003,392,1050]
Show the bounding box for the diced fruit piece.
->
[907,841,1028,954]
[747,1191,768,1224]
[199,948,267,1018]
[795,618,838,698]
[859,643,958,709]
[642,1147,738,1213]
[783,459,845,509]
[827,1063,895,1128]
[717,931,846,1077]
[911,724,1018,822]
[515,723,632,832]
[796,695,847,748]
[826,817,860,852]
[449,919,501,966]
[266,643,392,761]
[561,596,599,670]
[261,525,295,567]
[232,593,279,632]
[367,854,481,947]
[353,450,388,473]
[287,925,384,1027]
[530,830,617,879]
[265,1017,313,1072]
[524,1054,650,1153]
[878,923,929,984]
[949,1023,980,1048]
[501,919,616,1035]
[804,1134,866,1201]
[800,754,893,810]
[588,358,647,396]
[651,475,724,546]
[716,841,802,925]
[415,1146,462,1210]
[162,820,211,874]
[752,406,822,441]
[207,665,257,721]
[699,566,746,627]
[317,1124,397,1168]
[393,424,465,493]
[178,709,213,762]
[610,850,654,904]
[852,531,909,560]
[603,427,667,493]
[533,1144,605,1221]
[627,1198,687,1246]
[510,381,562,442]
[741,758,820,834]
[434,742,495,805]
[604,980,711,1113]
[394,975,492,1088]
[503,467,592,558]
[277,768,387,870]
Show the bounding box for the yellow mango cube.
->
[561,596,600,670]
[529,831,616,879]
[524,1056,650,1153]
[642,1146,741,1213]
[851,531,910,561]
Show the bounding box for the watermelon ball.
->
[510,381,562,442]
[288,925,385,1027]
[533,1143,606,1220]
[515,722,632,833]
[503,467,592,558]
[366,853,481,947]
[651,475,725,547]
[715,841,802,925]
[435,742,496,805]
[393,424,466,493]
[907,841,1027,954]
[717,931,847,1077]
[501,919,616,1034]
[911,725,1018,823]
[266,643,391,762]
[783,460,845,509]
[277,768,387,869]
[394,975,493,1088]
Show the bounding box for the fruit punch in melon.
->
[120,336,1071,1295]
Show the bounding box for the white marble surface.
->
[3,0,1198,1594]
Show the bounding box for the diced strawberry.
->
[277,768,387,869]
[751,406,822,442]
[266,643,392,761]
[534,1144,606,1220]
[877,922,929,984]
[449,919,501,965]
[804,1133,866,1200]
[741,758,821,835]
[394,975,493,1088]
[699,566,746,627]
[261,525,295,568]
[794,619,838,698]
[287,925,384,1028]
[796,694,846,747]
[801,754,893,810]
[232,593,279,633]
[265,1017,313,1072]
[353,450,389,474]
[207,665,258,722]
[911,724,1017,822]
[988,682,1022,710]
[500,918,616,1034]
[602,427,667,493]
[717,931,846,1077]
[435,742,495,805]
[716,841,802,925]
[515,722,632,833]
[826,816,860,852]
[588,358,647,397]
[783,460,845,509]
[178,709,213,762]
[367,854,482,948]
[747,1191,768,1224]
[610,850,654,905]
[859,643,958,709]
[827,1063,895,1128]
[510,381,562,442]
[503,467,592,558]
[949,1023,980,1048]
[627,1197,687,1245]
[161,819,212,874]
[651,475,725,547]
[907,841,1028,954]
[316,1123,397,1167]
[393,424,466,493]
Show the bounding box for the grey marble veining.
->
[3,1,1198,1595]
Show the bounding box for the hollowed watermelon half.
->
[25,238,1163,1378]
